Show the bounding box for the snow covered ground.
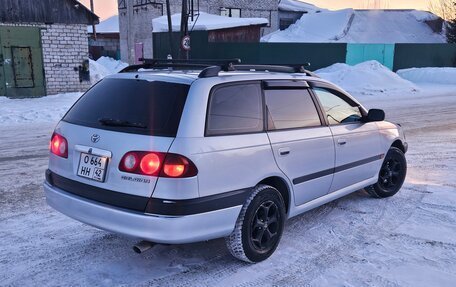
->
[0,57,127,124]
[397,67,456,85]
[1,63,456,286]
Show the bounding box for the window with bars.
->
[220,8,241,18]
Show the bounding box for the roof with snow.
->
[279,0,327,13]
[88,15,119,34]
[263,9,445,43]
[0,0,99,25]
[152,12,268,32]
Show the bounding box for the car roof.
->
[106,69,328,85]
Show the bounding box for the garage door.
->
[0,26,45,98]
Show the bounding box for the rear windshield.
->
[63,78,190,137]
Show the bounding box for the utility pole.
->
[166,0,174,58]
[179,0,189,59]
[90,0,97,40]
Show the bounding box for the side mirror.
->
[363,109,385,122]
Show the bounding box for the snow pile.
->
[88,15,119,33]
[0,93,81,124]
[315,61,418,95]
[96,56,128,73]
[278,0,327,13]
[262,9,354,42]
[397,67,456,85]
[153,12,268,32]
[90,56,127,84]
[89,59,111,83]
[263,9,445,43]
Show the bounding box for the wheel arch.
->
[391,139,406,153]
[258,176,292,214]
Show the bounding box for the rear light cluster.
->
[50,133,68,158]
[119,151,197,178]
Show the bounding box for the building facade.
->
[118,0,278,63]
[0,0,98,97]
[89,16,121,60]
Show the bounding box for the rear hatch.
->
[48,77,190,211]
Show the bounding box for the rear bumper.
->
[44,182,242,244]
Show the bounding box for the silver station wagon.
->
[44,59,407,262]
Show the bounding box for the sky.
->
[79,0,433,21]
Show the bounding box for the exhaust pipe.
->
[133,240,156,254]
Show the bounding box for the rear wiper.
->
[99,118,147,129]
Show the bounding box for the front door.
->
[312,87,383,193]
[265,83,335,206]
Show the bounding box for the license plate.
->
[77,153,108,182]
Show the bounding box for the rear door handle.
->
[337,139,347,146]
[278,147,290,156]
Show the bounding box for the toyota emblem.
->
[91,134,100,143]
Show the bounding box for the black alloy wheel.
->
[366,147,407,198]
[378,157,404,192]
[250,200,281,252]
[226,184,286,263]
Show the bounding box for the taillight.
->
[50,133,68,158]
[119,151,197,178]
[162,154,193,177]
[121,152,139,172]
[140,153,161,175]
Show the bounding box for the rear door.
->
[49,78,190,209]
[311,86,382,193]
[264,81,335,206]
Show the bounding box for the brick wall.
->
[200,0,279,35]
[41,23,91,95]
[0,22,91,95]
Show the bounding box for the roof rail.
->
[198,63,319,78]
[119,58,241,73]
[118,58,319,78]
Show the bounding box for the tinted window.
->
[206,83,263,136]
[313,88,362,125]
[265,89,321,130]
[63,78,189,136]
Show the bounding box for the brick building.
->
[118,0,278,64]
[88,15,121,60]
[0,0,98,97]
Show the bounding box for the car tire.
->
[365,147,407,198]
[225,184,286,263]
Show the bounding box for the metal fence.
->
[153,32,456,71]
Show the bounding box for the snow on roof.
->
[263,9,445,43]
[152,12,268,32]
[263,9,354,42]
[279,0,327,13]
[342,10,444,43]
[88,15,119,33]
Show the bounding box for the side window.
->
[206,83,263,136]
[313,88,362,125]
[265,89,321,130]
